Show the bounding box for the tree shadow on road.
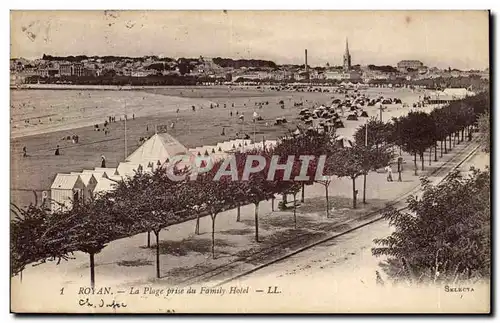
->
[154,238,235,257]
[117,259,153,267]
[297,196,388,216]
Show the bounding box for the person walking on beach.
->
[22,146,27,158]
[385,165,393,182]
[101,155,106,168]
[55,145,60,156]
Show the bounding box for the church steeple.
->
[343,37,352,71]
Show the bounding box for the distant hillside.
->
[41,54,174,62]
[212,57,277,69]
[367,65,399,73]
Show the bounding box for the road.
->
[230,149,489,290]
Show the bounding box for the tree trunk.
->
[147,231,151,248]
[363,174,367,204]
[293,193,297,229]
[301,183,305,203]
[414,152,418,176]
[461,129,465,142]
[155,231,160,279]
[325,184,330,218]
[211,214,216,259]
[352,177,357,209]
[428,147,431,166]
[89,252,95,289]
[420,152,424,171]
[20,271,23,283]
[449,135,452,151]
[282,193,287,204]
[434,143,438,162]
[254,203,260,242]
[236,204,241,222]
[441,140,445,155]
[194,214,200,235]
[271,197,275,212]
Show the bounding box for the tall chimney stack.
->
[305,49,309,80]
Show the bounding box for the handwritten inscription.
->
[72,285,282,311]
[78,297,127,309]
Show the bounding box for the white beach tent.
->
[93,177,119,194]
[79,169,109,180]
[117,162,144,177]
[336,135,353,148]
[68,173,98,200]
[94,167,119,177]
[126,132,190,166]
[442,88,475,99]
[106,174,124,182]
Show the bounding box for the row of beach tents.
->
[50,132,276,212]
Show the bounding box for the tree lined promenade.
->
[11,92,489,287]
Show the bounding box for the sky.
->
[10,10,490,70]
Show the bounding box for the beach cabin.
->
[93,167,119,177]
[79,169,109,180]
[93,177,119,195]
[106,174,123,182]
[71,173,98,200]
[50,174,86,212]
[117,162,144,178]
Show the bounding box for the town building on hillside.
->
[104,61,115,70]
[397,60,424,72]
[73,63,85,77]
[37,69,49,77]
[309,70,325,80]
[341,71,362,82]
[131,70,154,77]
[324,71,343,80]
[59,63,72,76]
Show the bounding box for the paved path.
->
[223,149,489,313]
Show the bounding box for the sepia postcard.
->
[10,10,491,314]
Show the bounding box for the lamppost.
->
[378,104,385,122]
[397,156,403,182]
[363,119,368,204]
